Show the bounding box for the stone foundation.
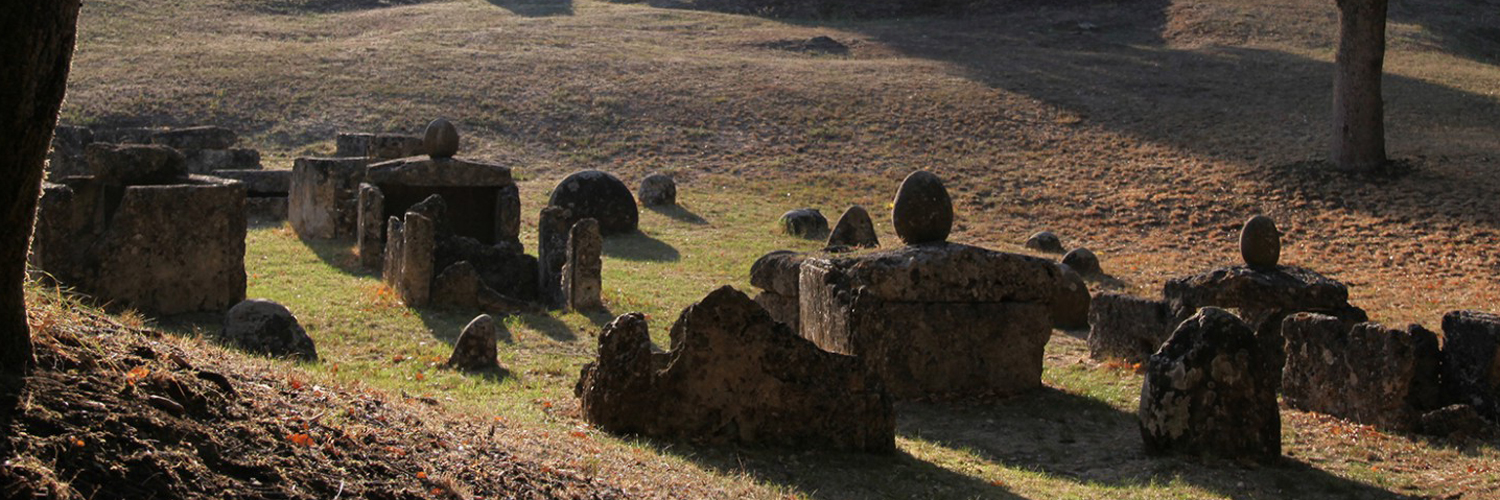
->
[1281,314,1442,430]
[1087,293,1174,363]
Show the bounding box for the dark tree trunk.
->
[1331,0,1389,171]
[1,0,83,381]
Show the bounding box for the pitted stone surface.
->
[1087,293,1174,363]
[1442,311,1500,422]
[576,287,895,452]
[1051,264,1091,330]
[749,250,805,297]
[221,299,317,361]
[779,208,828,238]
[1139,307,1280,461]
[289,157,371,239]
[891,170,952,245]
[366,157,513,187]
[799,242,1060,399]
[638,173,677,207]
[547,170,638,236]
[447,314,500,371]
[826,205,879,249]
[86,143,188,185]
[563,219,604,311]
[335,132,425,159]
[1281,314,1442,430]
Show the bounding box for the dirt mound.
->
[0,291,622,500]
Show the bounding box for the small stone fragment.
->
[637,173,677,207]
[424,118,459,159]
[890,170,953,245]
[221,299,317,361]
[1418,404,1494,439]
[826,205,879,249]
[447,314,500,372]
[1240,215,1281,269]
[778,209,828,238]
[1139,307,1279,461]
[1061,247,1101,276]
[1024,231,1065,253]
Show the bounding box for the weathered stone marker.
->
[1240,215,1281,269]
[826,205,879,249]
[563,218,604,311]
[1061,247,1101,276]
[1051,264,1091,330]
[749,250,805,327]
[891,170,952,245]
[548,170,638,236]
[637,172,676,207]
[1025,231,1065,253]
[447,314,500,371]
[289,157,371,239]
[778,208,828,238]
[1139,307,1279,461]
[221,299,317,361]
[1442,310,1500,422]
[1087,292,1174,363]
[424,118,460,159]
[537,206,572,308]
[1282,313,1441,430]
[575,287,895,452]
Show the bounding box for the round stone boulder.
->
[1240,215,1281,269]
[638,173,677,207]
[424,118,459,158]
[1051,264,1091,330]
[891,170,953,245]
[1062,247,1101,276]
[221,299,317,361]
[779,208,828,238]
[1024,231,1065,253]
[548,170,639,235]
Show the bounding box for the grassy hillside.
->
[37,0,1500,498]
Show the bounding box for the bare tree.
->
[1331,0,1389,171]
[1,0,83,381]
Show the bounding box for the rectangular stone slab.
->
[1282,314,1442,430]
[808,242,1061,304]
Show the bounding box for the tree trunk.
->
[1331,0,1389,171]
[0,0,83,380]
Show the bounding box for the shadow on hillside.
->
[603,231,681,262]
[1390,0,1500,66]
[486,0,573,17]
[252,0,434,15]
[901,388,1412,500]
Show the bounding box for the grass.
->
[45,0,1500,497]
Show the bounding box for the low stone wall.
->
[1282,314,1442,430]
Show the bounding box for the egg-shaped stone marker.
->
[1240,215,1281,269]
[891,170,953,245]
[424,118,459,159]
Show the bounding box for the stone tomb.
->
[334,132,426,159]
[382,195,538,311]
[357,156,522,268]
[32,146,246,315]
[1087,292,1175,363]
[749,250,806,328]
[290,157,372,239]
[49,124,263,180]
[1442,311,1500,422]
[576,287,894,452]
[212,169,291,221]
[1281,313,1442,430]
[799,243,1061,399]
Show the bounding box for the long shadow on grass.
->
[296,236,370,277]
[903,387,1414,500]
[486,0,572,17]
[416,307,516,346]
[603,231,681,262]
[647,204,709,225]
[645,440,1034,499]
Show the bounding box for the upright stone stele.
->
[357,183,386,269]
[537,206,572,308]
[890,170,952,245]
[826,205,879,249]
[1139,307,1280,462]
[447,314,500,372]
[563,218,604,311]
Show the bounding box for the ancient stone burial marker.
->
[1087,292,1174,363]
[1061,247,1101,276]
[800,243,1062,399]
[749,250,805,328]
[335,132,425,159]
[1139,307,1279,462]
[383,194,539,311]
[1240,214,1281,269]
[289,157,372,239]
[221,299,317,361]
[637,172,676,207]
[1051,264,1091,330]
[1024,231,1065,253]
[1281,313,1441,430]
[548,170,639,235]
[424,118,459,159]
[575,287,895,452]
[447,314,500,372]
[825,205,879,249]
[1442,310,1500,422]
[563,218,604,311]
[890,170,953,245]
[31,144,247,315]
[537,206,572,309]
[778,208,828,238]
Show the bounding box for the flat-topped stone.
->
[366,156,513,187]
[85,143,188,185]
[779,208,828,238]
[150,125,238,151]
[335,132,426,159]
[1087,292,1174,363]
[804,242,1061,304]
[1164,265,1353,318]
[210,169,290,195]
[1442,310,1500,422]
[289,157,372,239]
